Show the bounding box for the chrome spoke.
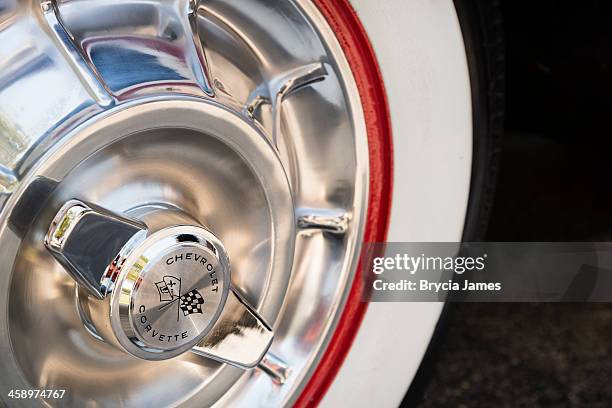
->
[273,63,329,100]
[297,208,350,234]
[40,0,114,106]
[271,62,328,147]
[245,62,329,146]
[50,0,214,100]
[187,0,214,96]
[0,0,105,210]
[257,352,291,385]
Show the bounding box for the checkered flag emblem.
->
[179,289,204,316]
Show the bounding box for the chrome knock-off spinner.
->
[45,199,272,366]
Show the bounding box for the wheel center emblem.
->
[129,245,225,352]
[156,276,205,318]
[155,275,206,319]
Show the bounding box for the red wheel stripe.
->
[294,0,393,406]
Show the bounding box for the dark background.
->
[418,1,612,406]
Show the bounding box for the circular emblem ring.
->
[109,226,230,360]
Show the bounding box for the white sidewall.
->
[321,0,472,407]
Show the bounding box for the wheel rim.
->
[0,0,379,406]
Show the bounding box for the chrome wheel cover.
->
[0,1,369,407]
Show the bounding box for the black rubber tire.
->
[400,0,505,406]
[459,0,505,243]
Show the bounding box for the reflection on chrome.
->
[0,0,368,406]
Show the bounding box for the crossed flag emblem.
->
[155,275,204,318]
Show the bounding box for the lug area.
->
[45,199,273,365]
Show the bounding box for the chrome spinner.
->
[44,200,274,365]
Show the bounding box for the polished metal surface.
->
[45,200,147,299]
[45,198,273,364]
[297,208,350,235]
[257,352,291,386]
[108,224,229,359]
[0,0,369,406]
[40,0,114,106]
[192,290,273,369]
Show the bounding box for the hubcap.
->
[0,0,369,406]
[122,231,226,355]
[45,200,239,360]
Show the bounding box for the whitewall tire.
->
[322,1,472,406]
